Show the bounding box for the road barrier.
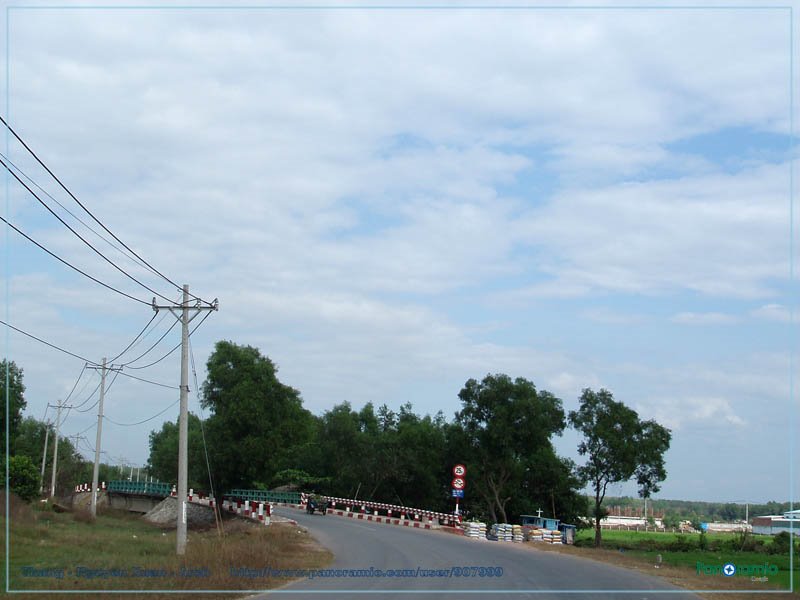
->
[320,496,461,527]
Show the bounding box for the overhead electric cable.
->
[0,157,177,304]
[74,370,119,413]
[62,363,88,404]
[0,115,212,307]
[126,310,213,370]
[0,319,97,364]
[116,370,178,390]
[0,215,150,305]
[69,371,101,411]
[104,398,179,427]
[0,150,160,276]
[118,315,181,367]
[108,312,159,363]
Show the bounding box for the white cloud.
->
[671,312,739,325]
[751,303,793,323]
[636,395,746,430]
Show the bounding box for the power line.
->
[74,370,119,413]
[104,398,180,427]
[0,319,97,364]
[0,115,213,307]
[125,310,213,370]
[63,363,88,404]
[0,156,176,304]
[70,371,101,411]
[118,315,181,367]
[1,214,150,305]
[0,149,160,277]
[109,312,159,363]
[116,370,178,390]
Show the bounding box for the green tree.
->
[452,374,567,523]
[569,388,671,547]
[147,412,209,490]
[200,341,315,492]
[1,360,27,459]
[9,455,39,501]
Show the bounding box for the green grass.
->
[3,495,333,599]
[575,528,798,591]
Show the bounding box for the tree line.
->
[3,343,673,545]
[146,341,672,544]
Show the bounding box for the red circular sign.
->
[453,464,467,477]
[452,477,466,490]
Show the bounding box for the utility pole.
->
[90,358,107,518]
[39,421,50,495]
[152,285,218,555]
[49,403,62,498]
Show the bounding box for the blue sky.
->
[1,1,797,505]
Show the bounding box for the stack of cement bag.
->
[523,526,542,541]
[512,524,524,543]
[542,529,563,544]
[489,523,514,542]
[463,522,487,539]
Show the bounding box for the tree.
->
[569,388,671,547]
[147,413,209,490]
[452,374,568,523]
[1,360,27,459]
[9,455,39,501]
[200,341,315,492]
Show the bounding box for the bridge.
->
[72,481,460,529]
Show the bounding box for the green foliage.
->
[146,412,209,490]
[1,359,27,458]
[450,373,582,524]
[200,341,316,492]
[569,388,671,546]
[9,455,39,501]
[769,531,792,555]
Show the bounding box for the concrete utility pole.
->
[152,284,218,555]
[90,358,107,518]
[39,421,50,495]
[49,403,62,498]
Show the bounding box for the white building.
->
[752,509,800,536]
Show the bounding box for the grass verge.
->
[526,528,798,600]
[2,493,332,600]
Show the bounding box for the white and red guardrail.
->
[308,495,461,528]
[74,484,272,526]
[74,482,107,492]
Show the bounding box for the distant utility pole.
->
[49,403,62,498]
[89,358,108,518]
[39,421,50,495]
[152,285,218,555]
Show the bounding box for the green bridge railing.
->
[107,480,172,497]
[228,489,301,504]
[106,481,301,504]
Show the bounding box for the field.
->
[571,528,797,594]
[2,494,332,599]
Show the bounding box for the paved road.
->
[256,507,700,599]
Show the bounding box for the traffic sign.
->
[453,464,467,477]
[451,489,464,498]
[452,477,466,490]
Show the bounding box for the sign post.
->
[452,464,467,516]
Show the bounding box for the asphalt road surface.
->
[255,507,701,600]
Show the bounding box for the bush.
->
[9,455,39,501]
[768,531,792,555]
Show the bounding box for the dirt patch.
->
[142,497,218,530]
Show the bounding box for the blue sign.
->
[452,489,464,498]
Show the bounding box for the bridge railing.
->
[321,495,461,525]
[227,489,302,504]
[107,480,173,497]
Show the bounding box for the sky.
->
[1,0,797,506]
